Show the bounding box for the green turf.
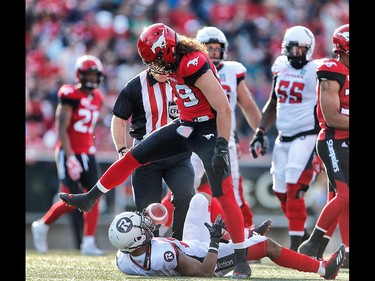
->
[25,250,349,280]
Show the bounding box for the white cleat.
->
[31,220,49,254]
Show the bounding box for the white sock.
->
[317,261,325,276]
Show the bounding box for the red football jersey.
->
[170,51,219,122]
[56,84,104,154]
[316,59,349,140]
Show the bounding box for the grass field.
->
[25,250,349,280]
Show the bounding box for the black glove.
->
[249,127,269,158]
[211,137,229,175]
[204,214,226,245]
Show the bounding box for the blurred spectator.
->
[26,0,349,154]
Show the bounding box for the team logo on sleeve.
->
[323,61,337,68]
[151,30,167,53]
[164,251,175,262]
[187,57,199,67]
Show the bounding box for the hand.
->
[204,214,226,244]
[211,137,229,175]
[66,155,83,181]
[312,153,323,174]
[249,128,269,158]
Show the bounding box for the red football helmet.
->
[75,55,104,89]
[137,23,178,73]
[332,24,349,55]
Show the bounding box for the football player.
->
[250,26,322,251]
[59,23,251,278]
[32,55,106,256]
[298,24,349,267]
[109,193,345,279]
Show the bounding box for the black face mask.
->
[288,56,308,69]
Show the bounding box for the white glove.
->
[66,155,83,181]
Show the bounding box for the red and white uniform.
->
[56,84,104,154]
[170,51,219,122]
[115,194,265,277]
[270,55,321,193]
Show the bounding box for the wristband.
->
[118,146,127,156]
[208,241,219,253]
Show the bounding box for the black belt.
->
[279,129,318,142]
[181,118,216,127]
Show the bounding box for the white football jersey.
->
[271,56,321,136]
[216,60,247,141]
[116,237,208,276]
[115,193,267,277]
[115,235,264,277]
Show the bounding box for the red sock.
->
[273,247,320,273]
[324,191,338,237]
[197,181,212,195]
[274,191,287,214]
[338,205,349,247]
[286,183,307,232]
[216,186,244,244]
[161,190,174,227]
[316,181,349,231]
[246,239,267,260]
[83,199,100,236]
[101,152,142,189]
[238,175,253,227]
[210,197,226,223]
[43,201,75,225]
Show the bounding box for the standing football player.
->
[298,24,349,266]
[250,26,322,251]
[111,66,195,240]
[193,26,261,227]
[59,23,252,278]
[32,55,106,256]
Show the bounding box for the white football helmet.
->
[108,211,157,253]
[281,26,315,69]
[196,26,228,65]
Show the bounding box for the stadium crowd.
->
[25,0,348,156]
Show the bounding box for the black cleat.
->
[231,261,251,279]
[322,244,345,279]
[248,219,272,237]
[297,240,318,258]
[341,251,349,269]
[58,192,95,213]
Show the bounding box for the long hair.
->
[176,34,208,64]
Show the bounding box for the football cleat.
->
[58,193,95,213]
[342,251,349,269]
[80,236,106,256]
[297,240,318,258]
[248,219,272,237]
[231,261,251,279]
[31,219,49,254]
[322,244,346,279]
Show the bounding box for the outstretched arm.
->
[176,215,226,276]
[176,250,218,277]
